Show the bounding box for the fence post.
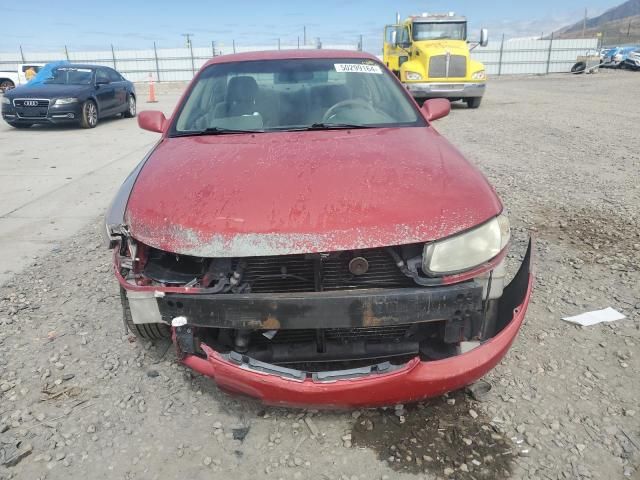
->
[64,45,69,61]
[546,32,554,75]
[211,41,216,57]
[19,45,25,62]
[189,40,195,77]
[111,44,117,69]
[153,42,161,82]
[497,34,505,76]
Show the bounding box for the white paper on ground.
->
[562,307,626,327]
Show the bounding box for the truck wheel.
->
[0,79,15,93]
[123,94,136,118]
[80,100,98,128]
[466,97,482,109]
[120,288,170,340]
[8,122,33,129]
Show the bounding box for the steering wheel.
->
[321,98,377,123]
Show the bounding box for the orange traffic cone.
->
[147,73,158,103]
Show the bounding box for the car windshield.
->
[45,67,94,85]
[172,58,424,134]
[413,22,466,41]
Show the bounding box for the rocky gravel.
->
[1,70,639,480]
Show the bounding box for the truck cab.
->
[384,13,488,108]
[0,64,45,92]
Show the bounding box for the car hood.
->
[6,84,91,99]
[125,127,502,257]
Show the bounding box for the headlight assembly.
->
[54,97,79,105]
[472,70,486,80]
[1,97,10,105]
[423,214,510,275]
[405,71,423,81]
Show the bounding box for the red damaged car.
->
[104,50,532,408]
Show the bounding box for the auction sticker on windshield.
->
[334,63,383,74]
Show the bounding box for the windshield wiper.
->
[296,123,376,131]
[173,127,264,137]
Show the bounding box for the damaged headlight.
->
[423,214,510,275]
[472,70,486,80]
[405,71,423,81]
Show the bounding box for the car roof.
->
[56,64,104,70]
[203,49,379,67]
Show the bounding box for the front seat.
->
[214,76,260,118]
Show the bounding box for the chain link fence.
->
[1,36,601,82]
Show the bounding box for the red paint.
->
[421,98,451,122]
[126,127,501,256]
[138,110,167,133]
[181,270,533,408]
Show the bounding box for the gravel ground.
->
[1,70,639,480]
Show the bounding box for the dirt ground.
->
[1,70,639,480]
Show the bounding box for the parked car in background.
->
[0,63,45,92]
[623,49,640,70]
[602,46,640,67]
[1,64,136,129]
[105,49,533,408]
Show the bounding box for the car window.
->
[96,69,110,83]
[173,58,424,134]
[107,68,123,82]
[45,67,94,85]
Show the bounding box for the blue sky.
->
[4,0,617,53]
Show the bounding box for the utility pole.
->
[627,19,632,37]
[582,8,587,38]
[303,26,306,45]
[181,33,194,48]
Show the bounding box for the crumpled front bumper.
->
[405,81,486,99]
[178,241,533,408]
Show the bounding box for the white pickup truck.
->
[0,64,45,92]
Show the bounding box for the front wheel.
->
[120,288,170,340]
[123,94,136,118]
[466,97,482,109]
[0,79,15,93]
[80,100,98,128]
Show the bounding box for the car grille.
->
[243,247,416,293]
[13,98,50,118]
[251,325,413,345]
[428,54,467,78]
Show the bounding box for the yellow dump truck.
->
[384,12,488,108]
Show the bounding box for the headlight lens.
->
[423,214,510,274]
[1,97,10,105]
[405,71,423,81]
[54,97,79,105]
[472,70,486,80]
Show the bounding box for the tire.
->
[571,61,586,74]
[123,94,136,118]
[80,100,98,128]
[0,79,15,93]
[8,122,33,129]
[120,288,170,340]
[466,97,482,109]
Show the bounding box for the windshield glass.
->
[412,22,467,41]
[45,67,94,85]
[172,58,424,134]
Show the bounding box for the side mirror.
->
[138,110,167,133]
[421,98,451,122]
[480,28,489,47]
[391,30,398,46]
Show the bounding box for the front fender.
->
[469,59,486,76]
[400,60,427,81]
